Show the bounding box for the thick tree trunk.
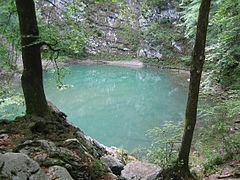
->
[178,0,211,172]
[16,0,49,116]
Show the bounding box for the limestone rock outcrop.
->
[0,153,47,180]
[121,161,162,180]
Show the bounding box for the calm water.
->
[44,65,188,150]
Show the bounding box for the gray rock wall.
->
[81,1,182,60]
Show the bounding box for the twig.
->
[41,41,60,52]
[41,41,63,88]
[44,0,59,9]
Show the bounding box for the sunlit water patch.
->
[44,65,188,151]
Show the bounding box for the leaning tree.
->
[162,0,211,179]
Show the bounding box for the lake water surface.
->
[44,65,188,150]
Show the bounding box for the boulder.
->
[101,155,124,176]
[0,153,47,180]
[82,134,108,157]
[121,161,161,180]
[17,140,58,154]
[138,48,162,60]
[16,139,106,179]
[47,166,73,180]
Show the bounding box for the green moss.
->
[141,57,189,69]
[88,159,107,179]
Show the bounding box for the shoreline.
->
[42,59,190,75]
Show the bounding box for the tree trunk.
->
[178,0,211,172]
[16,0,49,116]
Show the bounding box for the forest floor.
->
[203,160,240,180]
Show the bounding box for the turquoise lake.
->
[44,65,188,151]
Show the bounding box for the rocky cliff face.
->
[36,0,186,61]
[84,0,184,60]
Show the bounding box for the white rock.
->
[121,161,161,180]
[101,155,124,175]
